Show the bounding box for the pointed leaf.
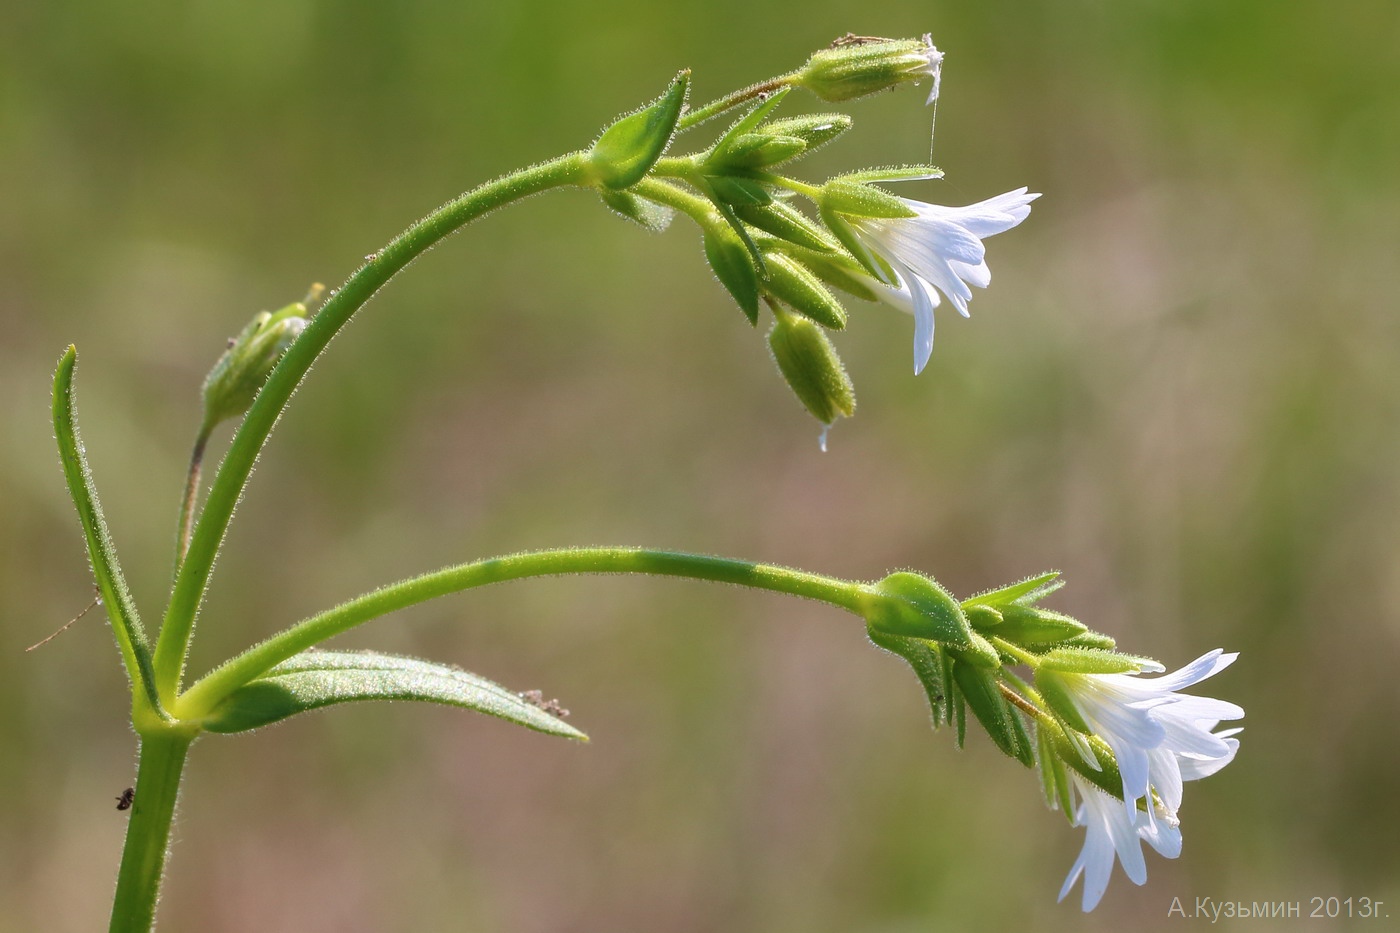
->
[867,627,948,729]
[963,572,1063,609]
[52,347,158,706]
[201,650,587,740]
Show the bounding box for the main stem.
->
[109,730,195,933]
[178,547,867,718]
[155,153,590,704]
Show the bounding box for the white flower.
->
[1058,773,1183,912]
[1048,650,1244,821]
[846,187,1040,374]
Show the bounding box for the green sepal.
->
[963,572,1064,609]
[707,175,772,207]
[1038,647,1156,675]
[819,204,894,283]
[703,225,761,323]
[589,71,690,190]
[734,202,836,252]
[1033,670,1094,735]
[995,606,1088,648]
[1059,631,1117,651]
[821,178,916,219]
[866,627,951,729]
[1035,721,1076,818]
[200,650,587,740]
[952,659,1033,766]
[598,189,675,232]
[762,254,848,330]
[838,164,943,184]
[767,311,855,425]
[1052,732,1127,802]
[950,651,967,747]
[861,572,977,651]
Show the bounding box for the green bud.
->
[201,289,317,430]
[703,225,760,323]
[713,133,807,171]
[767,310,855,430]
[767,240,883,303]
[706,175,772,208]
[1059,631,1117,651]
[762,254,847,330]
[795,34,942,103]
[993,605,1089,648]
[761,113,852,153]
[733,202,836,253]
[964,604,1002,633]
[588,71,689,189]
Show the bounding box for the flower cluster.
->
[583,32,1036,446]
[862,571,1243,912]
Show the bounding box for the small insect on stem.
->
[25,590,102,652]
[116,787,135,811]
[519,689,570,719]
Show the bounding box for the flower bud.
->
[795,34,943,103]
[861,572,994,664]
[767,310,854,431]
[201,290,317,430]
[762,254,847,330]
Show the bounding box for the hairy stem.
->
[178,547,867,718]
[678,75,797,131]
[172,427,211,579]
[155,153,592,704]
[108,730,195,933]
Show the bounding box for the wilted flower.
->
[1058,773,1182,912]
[848,187,1039,374]
[1042,650,1243,821]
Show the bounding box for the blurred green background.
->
[3,1,1398,930]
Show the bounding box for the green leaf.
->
[707,175,773,207]
[837,164,943,184]
[589,71,690,189]
[200,650,587,740]
[52,347,159,710]
[599,189,676,231]
[703,225,760,323]
[709,87,791,156]
[952,659,1033,766]
[1035,722,1075,819]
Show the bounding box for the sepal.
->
[201,292,315,431]
[599,190,675,231]
[762,254,848,329]
[588,71,689,190]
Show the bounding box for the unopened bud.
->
[201,288,319,430]
[768,310,854,432]
[796,34,943,104]
[762,254,847,330]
